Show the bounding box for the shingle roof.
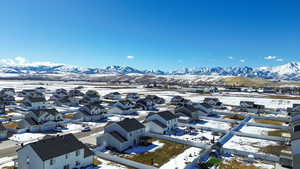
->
[32,109,59,117]
[25,117,39,126]
[26,134,93,161]
[116,118,145,132]
[157,111,177,121]
[109,131,127,143]
[28,97,46,103]
[151,120,167,129]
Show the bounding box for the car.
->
[81,126,91,132]
[54,127,62,132]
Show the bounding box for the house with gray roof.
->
[17,134,93,169]
[145,111,178,134]
[97,118,145,152]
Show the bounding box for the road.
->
[0,115,146,159]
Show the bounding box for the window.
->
[26,157,30,164]
[76,161,80,166]
[76,150,80,156]
[50,159,55,165]
[65,154,68,159]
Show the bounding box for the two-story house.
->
[103,92,122,100]
[109,100,136,114]
[97,118,145,152]
[23,97,47,110]
[170,96,192,106]
[240,101,265,113]
[19,109,63,132]
[17,134,94,169]
[80,90,100,105]
[145,111,178,134]
[75,103,107,121]
[126,93,140,101]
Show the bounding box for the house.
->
[203,98,223,109]
[109,100,137,115]
[175,104,211,122]
[75,103,107,121]
[18,89,40,98]
[145,111,178,134]
[1,88,15,96]
[23,97,47,110]
[35,87,46,94]
[17,134,94,169]
[97,118,145,152]
[287,104,300,115]
[104,92,122,100]
[135,98,157,111]
[0,123,7,140]
[19,109,63,132]
[126,93,140,101]
[80,90,100,105]
[145,95,165,104]
[53,96,80,107]
[170,96,191,106]
[53,88,68,98]
[68,89,84,97]
[239,101,265,113]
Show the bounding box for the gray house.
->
[97,118,145,152]
[17,134,94,169]
[75,103,107,121]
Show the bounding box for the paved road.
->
[0,116,146,159]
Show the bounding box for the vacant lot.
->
[123,139,189,167]
[254,119,284,126]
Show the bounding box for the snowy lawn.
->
[124,140,164,154]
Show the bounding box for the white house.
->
[35,87,46,94]
[126,93,140,101]
[1,88,15,96]
[145,111,178,134]
[135,98,156,111]
[203,97,223,109]
[76,103,107,121]
[170,96,191,106]
[23,97,48,110]
[0,123,7,140]
[17,134,94,169]
[97,118,145,152]
[104,92,122,100]
[19,109,64,132]
[109,100,137,114]
[239,101,265,113]
[175,104,211,122]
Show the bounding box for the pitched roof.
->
[28,97,46,103]
[25,117,39,126]
[116,118,145,132]
[157,111,177,121]
[32,109,59,117]
[151,120,167,129]
[109,131,127,143]
[26,134,93,161]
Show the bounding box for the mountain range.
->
[0,62,300,81]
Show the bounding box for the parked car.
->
[81,126,91,132]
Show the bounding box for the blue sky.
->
[0,0,299,71]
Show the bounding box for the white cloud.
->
[276,58,283,62]
[240,59,246,63]
[0,56,62,66]
[264,56,277,60]
[228,56,234,60]
[127,56,134,59]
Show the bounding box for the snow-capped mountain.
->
[0,62,299,81]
